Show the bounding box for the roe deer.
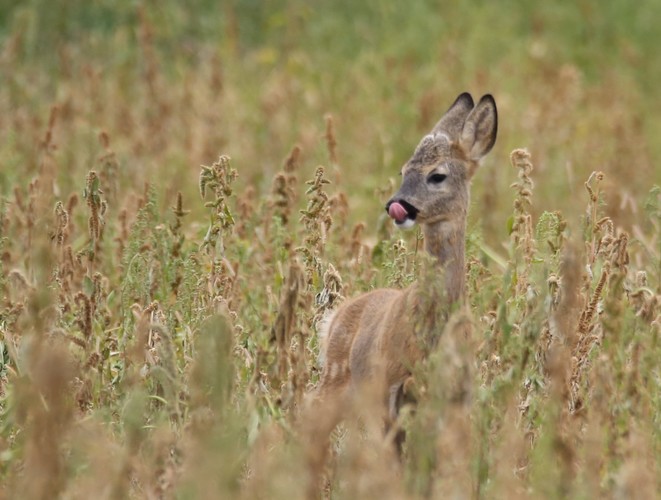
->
[304,93,497,482]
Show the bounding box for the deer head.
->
[385,93,498,230]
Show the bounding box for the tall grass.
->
[0,1,659,498]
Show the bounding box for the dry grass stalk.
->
[348,222,370,268]
[170,191,189,246]
[115,207,129,261]
[569,172,633,414]
[509,148,536,295]
[235,185,256,238]
[329,191,349,241]
[51,201,69,248]
[271,144,301,225]
[584,171,605,261]
[325,114,338,166]
[199,155,238,310]
[199,154,237,242]
[576,263,608,336]
[313,264,344,327]
[169,191,190,296]
[297,166,332,283]
[630,271,660,323]
[97,131,120,201]
[36,104,61,205]
[83,170,106,244]
[271,261,304,386]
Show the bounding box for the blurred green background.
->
[1,0,659,240]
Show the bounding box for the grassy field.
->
[0,1,659,498]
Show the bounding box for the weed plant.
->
[0,1,659,498]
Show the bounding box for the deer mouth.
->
[385,199,419,229]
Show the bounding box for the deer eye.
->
[428,173,447,184]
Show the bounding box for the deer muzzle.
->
[385,199,419,229]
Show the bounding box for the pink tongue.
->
[388,202,408,222]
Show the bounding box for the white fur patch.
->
[433,132,451,143]
[395,218,416,230]
[315,309,337,368]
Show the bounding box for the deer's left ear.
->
[460,94,498,161]
[431,92,474,139]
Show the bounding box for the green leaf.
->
[82,275,95,298]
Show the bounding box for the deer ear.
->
[431,92,475,139]
[459,94,498,160]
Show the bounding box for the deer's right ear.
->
[459,94,498,161]
[431,92,475,139]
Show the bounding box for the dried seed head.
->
[52,201,69,246]
[509,148,536,294]
[83,170,106,241]
[325,114,338,165]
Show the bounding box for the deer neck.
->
[421,218,466,304]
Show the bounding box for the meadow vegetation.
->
[0,1,659,497]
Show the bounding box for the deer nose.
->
[385,199,419,221]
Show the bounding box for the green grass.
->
[0,1,659,498]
